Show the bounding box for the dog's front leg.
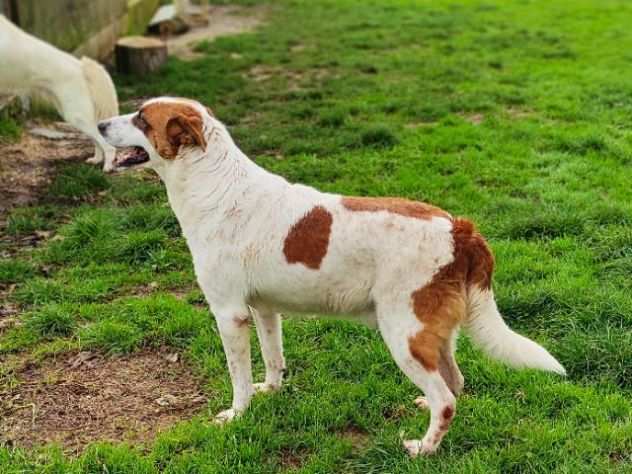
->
[213,309,255,424]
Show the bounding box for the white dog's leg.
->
[58,91,116,171]
[252,309,285,393]
[86,145,104,165]
[74,122,116,171]
[19,95,31,113]
[377,307,456,457]
[213,308,255,424]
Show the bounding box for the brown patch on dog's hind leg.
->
[416,338,463,410]
[402,284,464,456]
[377,308,458,457]
[438,333,464,396]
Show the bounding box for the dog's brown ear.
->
[166,113,207,151]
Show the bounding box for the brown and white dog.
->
[98,97,565,456]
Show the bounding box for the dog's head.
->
[98,97,211,171]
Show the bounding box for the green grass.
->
[1,0,632,472]
[0,117,21,142]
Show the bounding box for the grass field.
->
[1,0,632,472]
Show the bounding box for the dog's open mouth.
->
[114,146,150,168]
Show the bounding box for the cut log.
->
[115,36,167,75]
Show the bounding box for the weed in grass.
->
[0,259,35,285]
[0,117,21,142]
[47,163,110,201]
[359,124,399,148]
[318,108,347,128]
[5,206,60,236]
[80,320,143,354]
[24,305,76,338]
[117,229,168,265]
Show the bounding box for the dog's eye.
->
[134,112,149,130]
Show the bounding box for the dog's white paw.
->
[213,408,238,425]
[403,439,422,458]
[254,382,280,394]
[85,155,103,165]
[402,439,435,458]
[413,396,429,410]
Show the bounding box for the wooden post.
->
[115,36,167,75]
[2,0,20,24]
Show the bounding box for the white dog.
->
[98,97,566,456]
[0,15,118,171]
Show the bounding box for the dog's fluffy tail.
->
[81,57,118,121]
[456,220,566,375]
[463,288,566,375]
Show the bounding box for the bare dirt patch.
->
[506,106,536,120]
[279,446,310,470]
[0,121,94,216]
[167,5,268,61]
[459,112,485,125]
[0,349,207,453]
[245,65,331,92]
[338,425,370,452]
[405,121,438,129]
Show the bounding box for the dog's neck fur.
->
[154,120,288,243]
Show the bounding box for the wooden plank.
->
[15,0,126,52]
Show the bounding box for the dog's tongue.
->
[115,147,149,167]
[115,148,134,161]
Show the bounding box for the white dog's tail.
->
[463,288,566,375]
[81,57,119,121]
[455,219,566,375]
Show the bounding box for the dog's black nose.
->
[97,121,110,136]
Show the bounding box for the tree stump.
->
[115,36,167,75]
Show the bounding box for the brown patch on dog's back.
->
[342,196,450,220]
[136,101,207,159]
[408,218,494,371]
[283,206,333,270]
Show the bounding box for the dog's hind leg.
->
[439,330,464,396]
[376,296,462,457]
[19,95,31,113]
[72,121,116,171]
[57,90,116,171]
[252,308,285,393]
[414,329,464,411]
[86,144,104,166]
